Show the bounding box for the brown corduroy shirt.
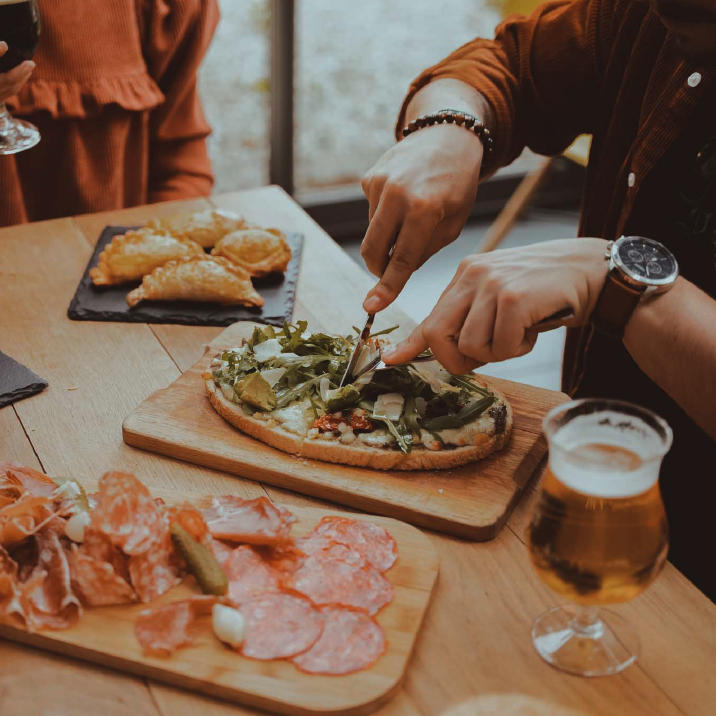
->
[396,0,714,395]
[1,0,219,227]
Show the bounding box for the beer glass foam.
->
[549,411,663,498]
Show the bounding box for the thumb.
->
[381,322,429,365]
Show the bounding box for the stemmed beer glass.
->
[527,399,672,676]
[0,0,41,154]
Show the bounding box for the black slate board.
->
[68,226,304,327]
[0,350,48,409]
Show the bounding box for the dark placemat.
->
[0,350,48,409]
[68,226,304,327]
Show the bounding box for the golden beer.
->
[528,443,668,605]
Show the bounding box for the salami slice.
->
[80,529,131,583]
[203,496,296,546]
[292,606,386,675]
[135,596,218,656]
[168,503,210,544]
[295,537,365,567]
[68,546,138,606]
[127,532,182,603]
[209,537,235,568]
[284,553,393,615]
[306,517,397,572]
[224,545,281,604]
[239,592,323,660]
[91,472,166,556]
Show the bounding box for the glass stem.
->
[0,103,12,131]
[570,604,604,639]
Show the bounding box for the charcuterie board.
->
[123,322,567,540]
[0,491,438,716]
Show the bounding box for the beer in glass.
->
[527,399,672,676]
[0,0,41,153]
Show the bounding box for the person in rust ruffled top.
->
[0,0,219,227]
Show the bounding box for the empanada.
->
[211,228,292,277]
[148,209,249,249]
[126,255,264,308]
[90,228,204,286]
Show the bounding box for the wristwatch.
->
[591,235,679,338]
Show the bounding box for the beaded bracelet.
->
[401,109,494,157]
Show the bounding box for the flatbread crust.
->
[205,376,513,471]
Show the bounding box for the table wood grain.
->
[1,187,714,716]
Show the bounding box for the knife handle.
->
[533,307,574,333]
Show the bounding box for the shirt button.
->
[628,172,636,187]
[688,72,702,87]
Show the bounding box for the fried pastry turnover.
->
[126,255,264,308]
[148,209,249,249]
[90,228,204,286]
[211,228,292,277]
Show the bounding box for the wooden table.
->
[1,187,714,716]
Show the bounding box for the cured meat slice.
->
[127,531,182,603]
[135,596,218,656]
[203,496,296,546]
[91,472,166,556]
[304,517,397,572]
[295,537,365,567]
[0,493,57,550]
[68,546,137,606]
[224,545,281,604]
[0,463,57,499]
[0,544,23,622]
[208,537,235,568]
[239,592,323,660]
[22,528,82,631]
[292,606,386,675]
[80,529,131,583]
[284,553,393,616]
[168,503,211,544]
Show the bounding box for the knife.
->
[339,312,375,387]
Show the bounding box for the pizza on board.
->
[204,322,513,470]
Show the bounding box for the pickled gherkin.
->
[170,523,228,596]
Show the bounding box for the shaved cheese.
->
[355,371,374,386]
[220,383,235,402]
[252,338,283,363]
[260,367,286,388]
[354,343,380,376]
[373,393,404,421]
[408,362,460,394]
[319,376,331,402]
[212,604,246,648]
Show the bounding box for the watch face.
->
[615,237,678,285]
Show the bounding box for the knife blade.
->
[339,312,375,387]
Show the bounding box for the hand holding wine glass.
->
[0,0,42,154]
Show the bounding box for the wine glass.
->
[527,399,672,676]
[0,0,41,154]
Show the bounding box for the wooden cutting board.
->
[123,322,568,540]
[0,492,438,716]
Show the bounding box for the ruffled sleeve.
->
[139,0,220,202]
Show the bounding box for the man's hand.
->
[0,42,35,104]
[361,123,484,313]
[382,238,609,374]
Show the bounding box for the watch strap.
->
[591,269,645,338]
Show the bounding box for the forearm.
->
[624,278,716,441]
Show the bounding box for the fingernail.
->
[0,42,7,51]
[363,295,382,312]
[27,61,35,69]
[381,346,396,359]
